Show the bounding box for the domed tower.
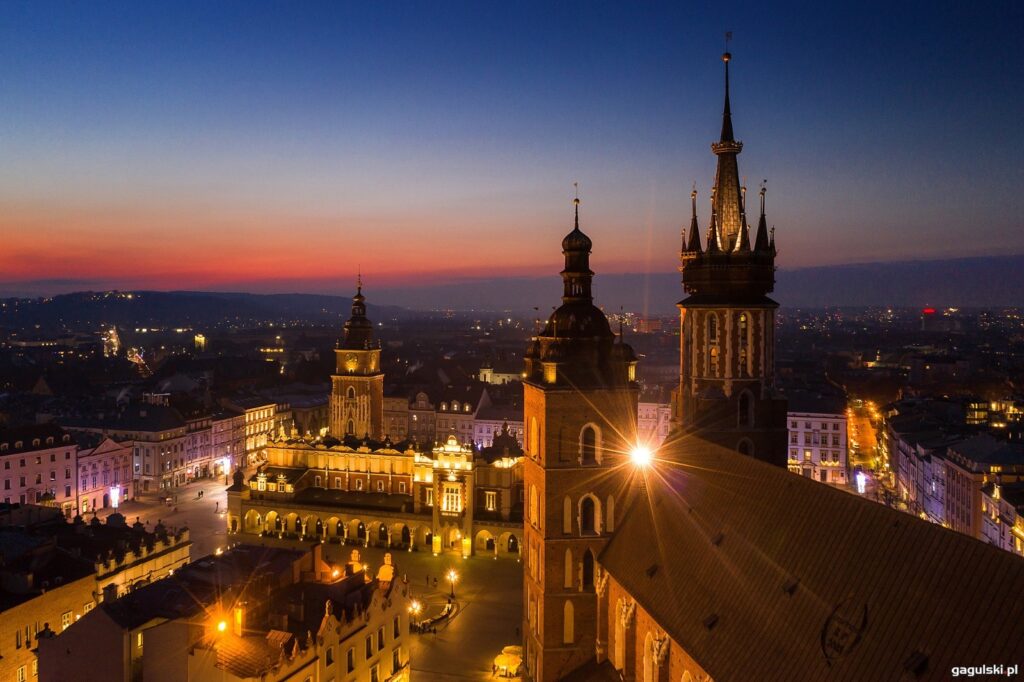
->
[522,196,639,682]
[329,276,384,439]
[676,52,787,467]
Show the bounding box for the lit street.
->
[94,475,231,559]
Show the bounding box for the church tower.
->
[521,198,639,681]
[329,277,384,440]
[676,52,787,466]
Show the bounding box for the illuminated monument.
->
[677,50,788,467]
[329,276,384,440]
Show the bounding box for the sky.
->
[1,1,1022,298]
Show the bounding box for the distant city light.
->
[630,445,653,467]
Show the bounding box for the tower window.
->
[346,387,356,399]
[707,313,719,342]
[580,425,598,465]
[582,549,595,590]
[580,496,597,535]
[347,420,355,435]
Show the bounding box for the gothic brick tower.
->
[521,198,639,681]
[676,52,787,467]
[329,277,384,440]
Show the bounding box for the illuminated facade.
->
[676,52,787,467]
[0,424,77,517]
[520,199,639,681]
[76,436,132,514]
[330,280,384,440]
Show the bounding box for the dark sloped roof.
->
[600,441,1024,682]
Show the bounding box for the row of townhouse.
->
[885,401,1024,558]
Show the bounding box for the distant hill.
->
[371,254,1024,313]
[2,256,1022,327]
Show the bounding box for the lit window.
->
[485,491,497,511]
[442,484,461,513]
[61,611,72,631]
[425,488,434,506]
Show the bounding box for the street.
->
[93,475,230,559]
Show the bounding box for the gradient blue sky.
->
[1,1,1022,296]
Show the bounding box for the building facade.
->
[76,436,132,514]
[785,391,848,485]
[0,424,77,516]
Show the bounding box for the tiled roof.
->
[215,630,296,678]
[599,442,1024,682]
[0,423,72,454]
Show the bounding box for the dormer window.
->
[32,439,40,447]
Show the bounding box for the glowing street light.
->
[447,568,458,598]
[630,445,653,467]
[216,620,227,633]
[408,599,422,618]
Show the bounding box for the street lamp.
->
[630,445,653,467]
[447,568,458,598]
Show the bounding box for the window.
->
[377,481,384,492]
[365,634,373,658]
[426,488,434,506]
[16,666,26,682]
[563,600,575,644]
[137,632,144,652]
[370,664,380,682]
[377,625,385,650]
[790,421,797,428]
[393,647,401,673]
[31,660,37,678]
[83,602,93,613]
[442,484,461,513]
[315,476,322,487]
[356,479,364,491]
[347,647,356,672]
[580,496,597,535]
[325,646,334,666]
[399,482,406,494]
[580,425,598,465]
[485,491,497,511]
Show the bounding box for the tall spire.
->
[754,181,771,251]
[706,193,720,253]
[711,51,745,252]
[342,273,373,349]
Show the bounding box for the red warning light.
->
[922,308,936,315]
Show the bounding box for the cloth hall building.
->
[520,53,1024,682]
[226,283,525,560]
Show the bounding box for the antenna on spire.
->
[356,266,362,292]
[760,179,767,215]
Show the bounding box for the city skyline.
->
[2,1,1023,297]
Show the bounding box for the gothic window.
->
[563,496,572,534]
[706,312,721,377]
[563,601,575,644]
[580,495,600,535]
[709,346,720,377]
[529,485,538,527]
[582,549,595,590]
[580,425,599,465]
[564,548,573,588]
[346,387,356,399]
[347,420,355,435]
[707,313,718,342]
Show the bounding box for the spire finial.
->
[760,180,767,216]
[356,266,362,293]
[720,39,734,143]
[573,182,580,229]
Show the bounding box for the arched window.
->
[563,601,574,644]
[346,419,355,435]
[582,549,595,590]
[563,548,573,588]
[709,346,720,377]
[738,391,754,428]
[529,485,538,527]
[580,425,599,465]
[606,495,615,533]
[346,386,356,399]
[580,496,597,535]
[563,496,572,534]
[707,313,718,342]
[614,598,626,670]
[643,632,655,682]
[707,312,720,377]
